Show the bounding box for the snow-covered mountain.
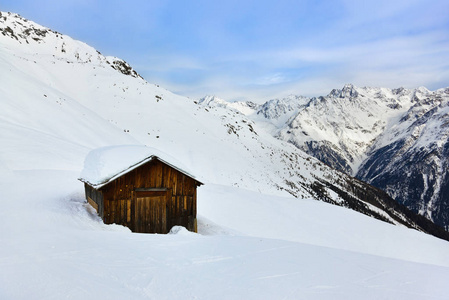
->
[211,83,449,230]
[3,11,441,234]
[357,88,449,230]
[2,12,449,299]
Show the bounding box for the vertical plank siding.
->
[91,158,200,233]
[84,183,104,217]
[135,192,168,233]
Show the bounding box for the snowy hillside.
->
[2,11,449,299]
[3,11,439,232]
[206,84,449,230]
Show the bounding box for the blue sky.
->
[3,0,449,101]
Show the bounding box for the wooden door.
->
[134,191,168,233]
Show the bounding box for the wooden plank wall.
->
[100,159,199,232]
[87,197,98,212]
[135,190,168,233]
[104,199,132,229]
[84,183,104,217]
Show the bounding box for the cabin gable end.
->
[82,157,200,234]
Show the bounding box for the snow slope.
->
[203,84,449,230]
[1,12,449,299]
[2,171,449,300]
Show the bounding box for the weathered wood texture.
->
[135,191,168,233]
[91,159,200,233]
[87,197,99,212]
[84,183,104,217]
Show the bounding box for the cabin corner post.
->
[193,186,198,232]
[84,182,105,218]
[83,182,89,201]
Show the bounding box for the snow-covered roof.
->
[79,145,201,189]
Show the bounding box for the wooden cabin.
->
[79,146,203,234]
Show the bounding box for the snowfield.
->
[1,171,449,300]
[1,11,449,299]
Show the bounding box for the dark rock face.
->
[308,167,449,241]
[358,145,448,230]
[108,59,143,79]
[357,99,449,230]
[256,84,449,231]
[329,83,359,99]
[435,167,449,230]
[298,140,353,174]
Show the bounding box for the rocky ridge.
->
[201,85,449,230]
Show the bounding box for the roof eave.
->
[79,155,203,189]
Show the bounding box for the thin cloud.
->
[3,0,449,102]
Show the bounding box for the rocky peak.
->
[198,95,260,116]
[391,87,409,96]
[257,95,309,120]
[198,95,226,106]
[0,11,142,79]
[328,83,359,99]
[0,12,56,44]
[105,56,143,79]
[416,86,431,94]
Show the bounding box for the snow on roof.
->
[79,145,201,189]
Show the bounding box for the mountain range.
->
[200,84,449,231]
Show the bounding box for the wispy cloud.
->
[4,0,449,102]
[154,27,449,101]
